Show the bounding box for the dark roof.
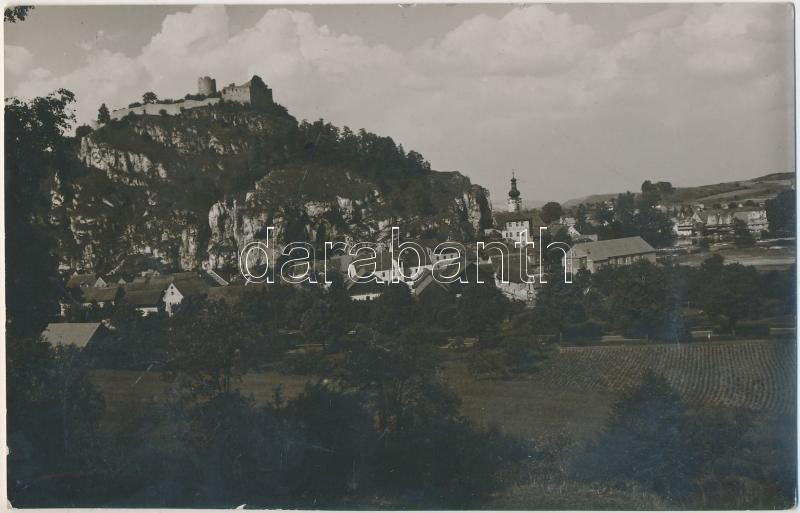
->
[79,285,121,303]
[67,273,98,288]
[411,269,450,296]
[41,322,103,348]
[350,251,396,274]
[207,282,270,304]
[122,288,164,308]
[570,236,656,261]
[170,277,212,297]
[146,272,200,290]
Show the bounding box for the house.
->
[672,216,696,238]
[702,210,735,235]
[79,285,121,306]
[122,272,215,316]
[163,277,212,314]
[491,256,540,302]
[568,236,657,273]
[67,272,106,288]
[41,322,109,348]
[559,216,577,227]
[344,279,385,301]
[733,209,769,233]
[496,211,546,244]
[348,251,404,283]
[104,274,128,285]
[410,268,452,299]
[122,288,164,315]
[60,285,121,317]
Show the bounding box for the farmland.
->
[563,172,794,207]
[667,244,796,271]
[91,338,796,442]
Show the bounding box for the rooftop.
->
[41,322,104,348]
[570,236,656,261]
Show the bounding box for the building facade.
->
[567,236,657,273]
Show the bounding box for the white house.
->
[567,236,657,273]
[496,211,546,244]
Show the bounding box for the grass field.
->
[91,338,796,444]
[670,245,796,271]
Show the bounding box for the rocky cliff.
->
[53,101,492,273]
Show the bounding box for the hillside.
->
[564,172,795,207]
[51,100,492,272]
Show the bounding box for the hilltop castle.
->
[96,75,275,126]
[196,75,273,107]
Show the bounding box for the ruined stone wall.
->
[109,98,220,121]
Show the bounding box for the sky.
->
[5,4,795,203]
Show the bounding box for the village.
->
[6,6,795,503]
[43,171,795,349]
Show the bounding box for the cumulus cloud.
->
[7,4,793,200]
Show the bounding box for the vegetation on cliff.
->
[57,98,490,271]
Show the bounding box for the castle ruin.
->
[218,75,273,107]
[91,75,274,128]
[197,76,217,96]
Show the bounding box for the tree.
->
[5,6,33,22]
[700,263,761,335]
[7,338,105,505]
[75,124,94,138]
[142,91,158,104]
[166,300,271,398]
[97,103,110,124]
[5,90,76,338]
[576,370,696,498]
[593,261,690,341]
[766,189,796,236]
[369,282,415,335]
[455,282,509,343]
[733,218,755,247]
[636,204,675,248]
[342,328,457,437]
[301,299,346,352]
[531,279,587,342]
[540,201,564,224]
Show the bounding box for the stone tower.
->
[197,76,217,96]
[507,172,522,212]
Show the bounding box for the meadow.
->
[91,338,796,443]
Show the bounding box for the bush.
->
[279,349,333,376]
[733,322,770,337]
[562,321,604,343]
[75,125,94,138]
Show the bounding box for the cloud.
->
[79,30,112,51]
[5,45,35,78]
[7,4,793,200]
[418,6,594,77]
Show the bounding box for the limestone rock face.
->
[204,168,493,270]
[54,105,492,274]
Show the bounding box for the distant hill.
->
[563,172,795,207]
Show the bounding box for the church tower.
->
[507,172,522,212]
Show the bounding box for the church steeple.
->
[507,172,522,212]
